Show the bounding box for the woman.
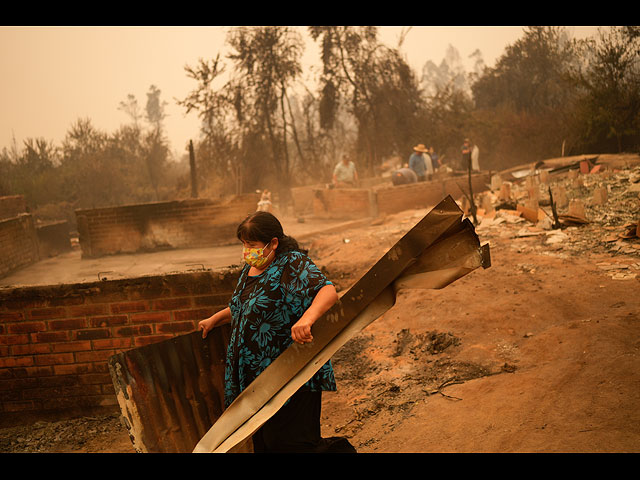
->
[198,211,356,453]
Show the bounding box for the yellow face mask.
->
[242,242,274,268]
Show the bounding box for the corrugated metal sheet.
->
[108,325,231,453]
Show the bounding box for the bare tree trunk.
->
[284,91,307,167]
[189,140,198,198]
[467,156,478,225]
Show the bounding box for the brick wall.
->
[312,188,376,219]
[0,214,40,279]
[0,269,240,422]
[375,172,492,216]
[308,173,491,219]
[0,195,27,221]
[292,184,323,216]
[76,194,260,258]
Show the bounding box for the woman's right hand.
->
[198,317,216,339]
[198,307,231,339]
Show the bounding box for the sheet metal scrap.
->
[108,195,490,454]
[108,325,230,453]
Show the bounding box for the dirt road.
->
[1,202,639,453]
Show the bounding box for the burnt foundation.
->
[75,195,259,258]
[0,269,239,426]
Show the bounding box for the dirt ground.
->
[1,180,639,453]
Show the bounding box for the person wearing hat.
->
[409,144,432,181]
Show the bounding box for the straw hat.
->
[413,144,428,153]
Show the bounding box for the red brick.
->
[7,321,46,334]
[0,334,29,346]
[134,335,173,347]
[130,312,171,324]
[0,345,8,356]
[156,321,196,334]
[38,375,80,387]
[0,386,22,401]
[92,338,132,350]
[93,363,110,373]
[53,363,93,376]
[0,356,34,368]
[28,307,67,320]
[193,294,231,307]
[174,308,214,322]
[152,297,192,310]
[78,373,112,385]
[2,400,39,412]
[110,301,148,314]
[48,318,87,330]
[0,312,24,322]
[101,384,116,397]
[88,315,128,328]
[32,331,70,343]
[0,377,38,393]
[11,343,51,356]
[75,329,111,341]
[69,304,109,317]
[22,366,54,378]
[34,353,74,366]
[75,350,115,363]
[51,340,92,353]
[114,325,152,337]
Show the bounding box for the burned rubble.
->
[472,157,640,280]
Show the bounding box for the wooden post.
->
[548,186,561,229]
[189,140,198,199]
[466,155,478,225]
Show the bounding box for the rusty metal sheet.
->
[108,324,231,453]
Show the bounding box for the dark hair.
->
[236,211,306,255]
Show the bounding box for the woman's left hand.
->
[291,284,339,344]
[291,315,315,344]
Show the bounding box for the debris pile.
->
[0,413,125,453]
[464,155,640,279]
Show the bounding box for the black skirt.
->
[251,388,356,453]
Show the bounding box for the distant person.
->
[461,138,472,170]
[471,143,480,171]
[391,167,418,186]
[332,155,358,188]
[256,189,272,212]
[409,144,432,181]
[428,146,440,169]
[461,138,480,171]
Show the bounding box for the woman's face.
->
[241,237,279,269]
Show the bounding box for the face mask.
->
[242,242,274,268]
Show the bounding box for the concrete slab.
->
[0,216,372,288]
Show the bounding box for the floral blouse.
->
[224,250,337,407]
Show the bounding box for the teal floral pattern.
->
[225,251,337,407]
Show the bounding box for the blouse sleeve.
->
[280,251,333,310]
